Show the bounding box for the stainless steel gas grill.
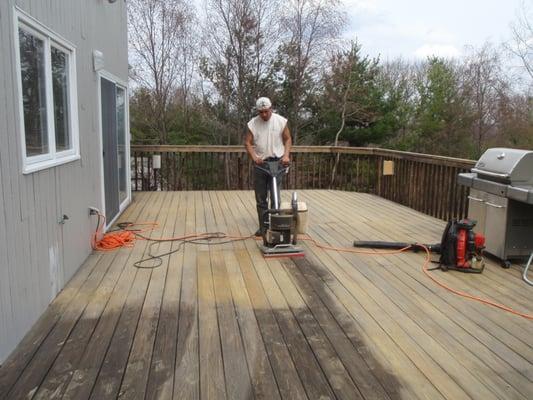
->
[458,148,533,267]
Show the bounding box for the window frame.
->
[14,8,80,174]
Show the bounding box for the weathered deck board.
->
[61,193,158,400]
[172,191,200,400]
[33,193,156,400]
[0,190,532,400]
[86,192,168,400]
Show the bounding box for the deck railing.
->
[131,145,475,220]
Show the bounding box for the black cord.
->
[130,231,254,269]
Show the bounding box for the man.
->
[244,97,292,236]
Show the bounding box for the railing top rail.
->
[368,148,475,168]
[130,145,475,169]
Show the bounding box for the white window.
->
[14,8,80,174]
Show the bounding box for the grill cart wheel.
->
[501,260,512,269]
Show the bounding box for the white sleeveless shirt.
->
[247,113,287,159]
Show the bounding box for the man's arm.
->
[244,129,263,165]
[281,125,292,166]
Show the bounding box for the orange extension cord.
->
[91,216,533,321]
[91,214,251,251]
[91,214,151,251]
[415,244,533,321]
[298,235,532,320]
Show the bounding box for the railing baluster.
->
[130,145,475,220]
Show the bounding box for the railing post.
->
[376,156,382,197]
[140,152,145,191]
[224,152,230,190]
[238,155,243,190]
[134,152,138,191]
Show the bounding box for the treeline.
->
[128,0,533,159]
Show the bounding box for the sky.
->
[343,0,527,60]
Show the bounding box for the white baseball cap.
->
[256,97,272,110]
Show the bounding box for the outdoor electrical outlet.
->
[89,207,100,216]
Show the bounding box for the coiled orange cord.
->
[91,214,156,251]
[93,230,136,250]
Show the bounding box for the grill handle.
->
[467,195,484,202]
[485,202,506,209]
[471,168,510,180]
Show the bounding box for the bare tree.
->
[507,1,533,81]
[128,0,196,144]
[276,0,345,143]
[201,0,281,144]
[329,54,354,188]
[326,42,379,186]
[462,43,507,156]
[494,92,533,149]
[378,58,418,140]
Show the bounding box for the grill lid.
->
[472,148,533,185]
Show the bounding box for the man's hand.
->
[254,156,264,165]
[281,125,292,167]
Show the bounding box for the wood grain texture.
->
[1,190,531,400]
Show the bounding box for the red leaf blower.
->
[353,219,486,273]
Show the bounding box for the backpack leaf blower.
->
[353,219,486,273]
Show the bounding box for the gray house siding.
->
[0,0,128,363]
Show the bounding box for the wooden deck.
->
[0,190,532,400]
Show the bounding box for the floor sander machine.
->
[353,219,486,273]
[255,161,305,258]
